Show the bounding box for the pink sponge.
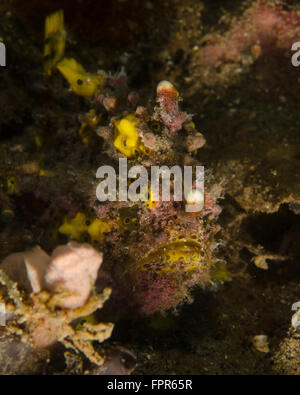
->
[45,242,103,309]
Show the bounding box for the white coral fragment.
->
[0,246,50,294]
[24,246,50,293]
[253,334,270,353]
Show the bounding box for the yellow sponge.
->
[59,212,110,243]
[57,58,106,97]
[87,219,110,243]
[58,212,87,240]
[113,114,140,158]
[44,10,66,75]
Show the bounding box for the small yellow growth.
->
[57,58,106,97]
[164,240,203,273]
[35,135,43,148]
[211,261,231,282]
[59,212,87,240]
[87,218,110,243]
[145,188,158,210]
[7,176,18,195]
[44,10,66,75]
[113,114,141,158]
[59,212,110,243]
[78,109,101,144]
[137,239,206,274]
[138,143,152,156]
[39,169,55,177]
[113,114,151,158]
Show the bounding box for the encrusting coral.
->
[0,242,113,366]
[192,1,300,87]
[155,80,190,135]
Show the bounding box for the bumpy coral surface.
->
[0,243,113,366]
[190,1,300,87]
